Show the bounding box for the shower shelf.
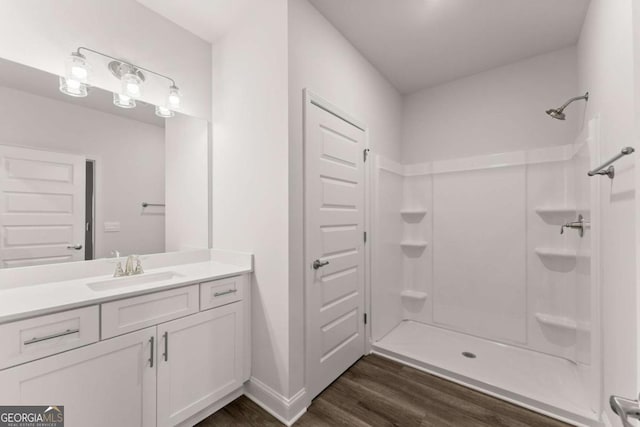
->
[535,313,589,332]
[401,290,428,300]
[535,207,577,216]
[535,248,590,259]
[401,241,428,249]
[400,209,427,219]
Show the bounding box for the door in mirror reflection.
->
[0,145,85,267]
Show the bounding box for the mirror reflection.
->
[0,58,208,268]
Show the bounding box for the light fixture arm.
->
[75,47,177,87]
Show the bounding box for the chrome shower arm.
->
[558,92,589,111]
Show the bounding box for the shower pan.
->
[370,119,602,426]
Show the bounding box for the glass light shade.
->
[65,52,89,84]
[122,72,142,99]
[167,86,181,109]
[59,76,88,97]
[155,105,174,118]
[113,93,136,109]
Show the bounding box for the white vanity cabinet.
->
[157,303,243,427]
[0,273,250,427]
[0,327,157,427]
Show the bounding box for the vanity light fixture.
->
[113,93,136,109]
[59,47,181,116]
[167,85,181,109]
[59,52,89,97]
[155,105,174,118]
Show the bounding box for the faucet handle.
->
[134,256,144,275]
[113,261,124,278]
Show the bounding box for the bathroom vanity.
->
[0,250,252,427]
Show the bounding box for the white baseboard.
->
[244,377,308,426]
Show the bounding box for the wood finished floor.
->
[197,354,571,427]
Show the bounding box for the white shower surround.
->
[371,130,601,424]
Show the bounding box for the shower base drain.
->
[461,351,477,359]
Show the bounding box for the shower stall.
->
[370,118,602,426]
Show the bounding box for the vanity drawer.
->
[200,275,244,311]
[101,285,199,339]
[0,306,99,370]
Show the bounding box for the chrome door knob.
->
[313,260,329,270]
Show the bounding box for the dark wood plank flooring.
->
[197,354,571,427]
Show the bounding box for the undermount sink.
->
[87,271,184,291]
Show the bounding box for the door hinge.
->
[363,148,370,162]
[363,231,367,243]
[364,313,368,324]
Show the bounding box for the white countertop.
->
[0,260,251,324]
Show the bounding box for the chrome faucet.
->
[111,250,125,277]
[124,255,143,276]
[560,214,587,238]
[611,393,640,427]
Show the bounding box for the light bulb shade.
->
[59,76,88,97]
[167,85,181,109]
[113,93,136,109]
[65,52,89,84]
[155,105,174,118]
[122,72,142,99]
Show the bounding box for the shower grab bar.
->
[588,147,635,179]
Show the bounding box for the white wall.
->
[0,0,211,119]
[577,0,637,422]
[402,47,579,163]
[165,115,209,252]
[211,0,291,401]
[0,86,165,259]
[288,0,404,397]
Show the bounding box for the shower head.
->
[546,92,589,120]
[545,108,566,120]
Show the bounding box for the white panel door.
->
[0,145,85,268]
[305,102,366,400]
[157,303,243,427]
[0,327,157,427]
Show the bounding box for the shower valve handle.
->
[560,214,586,238]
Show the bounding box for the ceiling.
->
[0,58,164,127]
[309,0,590,94]
[136,0,252,43]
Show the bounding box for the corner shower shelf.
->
[400,209,427,219]
[535,207,577,216]
[401,290,428,300]
[401,241,428,249]
[535,313,589,332]
[535,248,590,260]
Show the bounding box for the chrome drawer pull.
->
[149,336,154,368]
[213,289,237,297]
[24,328,80,345]
[162,331,168,362]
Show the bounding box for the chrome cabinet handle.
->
[66,244,83,250]
[162,331,168,362]
[149,336,154,368]
[214,289,237,297]
[23,328,80,345]
[313,260,329,270]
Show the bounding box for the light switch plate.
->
[104,221,121,232]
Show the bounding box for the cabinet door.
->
[157,303,243,427]
[0,327,157,427]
